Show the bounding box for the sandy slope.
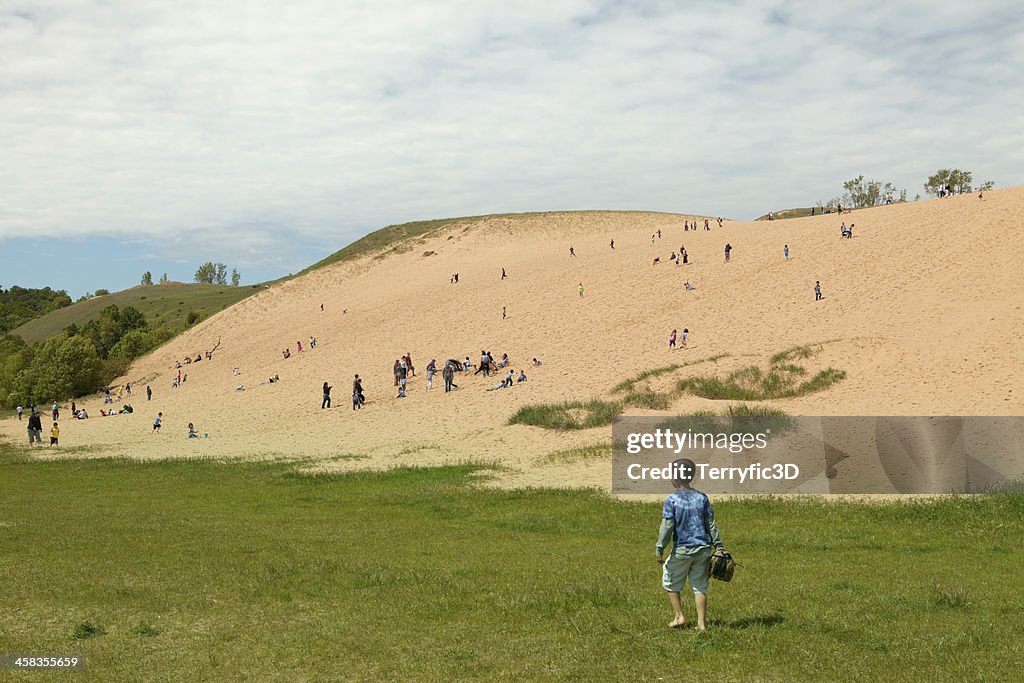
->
[5,192,1023,489]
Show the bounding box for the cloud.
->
[1,0,1021,264]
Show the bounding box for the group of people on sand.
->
[283,336,318,358]
[668,328,689,350]
[24,410,59,447]
[321,375,365,409]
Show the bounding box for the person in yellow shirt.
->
[49,422,59,447]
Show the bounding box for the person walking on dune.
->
[405,353,415,377]
[353,374,365,409]
[152,412,163,434]
[658,229,662,239]
[322,381,332,409]
[569,246,575,257]
[501,267,507,280]
[724,243,732,262]
[610,239,615,249]
[680,328,688,348]
[704,218,710,231]
[784,244,789,261]
[669,329,677,350]
[814,281,822,301]
[443,361,456,393]
[656,458,728,632]
[426,359,437,389]
[16,405,23,421]
[502,306,507,320]
[393,360,400,387]
[578,282,585,298]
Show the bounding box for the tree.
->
[141,271,153,286]
[231,268,241,287]
[215,263,228,286]
[159,273,169,284]
[194,262,228,285]
[924,169,973,196]
[841,175,902,209]
[194,262,216,284]
[94,289,110,296]
[978,180,995,192]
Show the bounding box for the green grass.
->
[610,354,731,395]
[539,443,613,464]
[12,283,264,344]
[678,344,846,402]
[508,399,623,430]
[2,443,1023,681]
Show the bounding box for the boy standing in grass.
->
[656,458,727,632]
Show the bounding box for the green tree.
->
[215,263,228,286]
[141,271,153,286]
[108,329,153,360]
[924,169,973,196]
[231,268,240,287]
[841,175,902,209]
[22,334,102,402]
[978,180,995,192]
[194,262,217,284]
[159,273,169,284]
[94,289,110,296]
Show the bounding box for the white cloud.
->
[1,0,1021,261]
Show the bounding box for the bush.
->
[72,620,106,640]
[186,310,202,326]
[94,289,110,296]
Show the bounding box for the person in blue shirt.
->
[656,458,727,631]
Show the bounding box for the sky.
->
[2,0,1022,297]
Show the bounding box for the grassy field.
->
[11,283,265,344]
[2,441,1022,681]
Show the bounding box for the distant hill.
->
[755,207,821,221]
[0,285,72,335]
[11,282,263,344]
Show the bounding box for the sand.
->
[4,190,1023,490]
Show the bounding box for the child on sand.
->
[50,422,59,447]
[153,412,162,433]
[815,281,822,301]
[322,381,332,409]
[353,375,365,409]
[188,423,198,439]
[532,358,542,366]
[578,283,585,298]
[724,243,732,262]
[684,281,694,291]
[517,370,527,383]
[669,329,677,349]
[784,244,789,261]
[681,328,688,348]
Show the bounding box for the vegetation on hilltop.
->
[0,285,72,335]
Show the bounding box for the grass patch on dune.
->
[678,343,846,401]
[611,354,731,395]
[2,441,1023,681]
[509,399,622,430]
[539,443,613,464]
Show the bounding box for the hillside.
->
[11,282,263,344]
[4,192,1022,490]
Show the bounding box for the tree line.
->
[817,168,995,212]
[0,303,200,409]
[140,263,241,287]
[0,285,73,336]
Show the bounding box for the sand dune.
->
[5,190,1023,489]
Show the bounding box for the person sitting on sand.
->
[464,356,473,372]
[532,357,542,366]
[496,353,509,369]
[684,281,694,291]
[77,409,88,419]
[268,375,280,383]
[653,257,660,265]
[188,423,198,439]
[283,348,291,359]
[517,370,527,383]
[233,367,241,376]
